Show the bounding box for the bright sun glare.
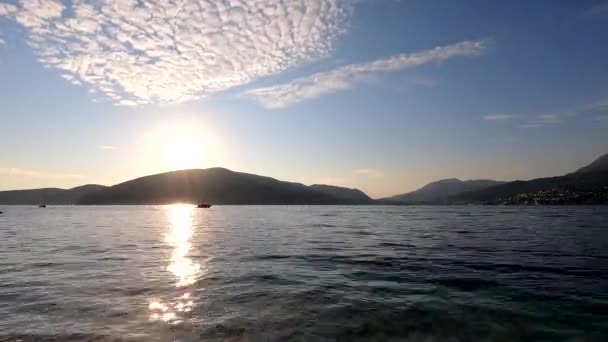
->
[162,136,203,171]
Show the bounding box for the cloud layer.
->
[0,0,350,105]
[353,168,384,177]
[246,39,488,108]
[0,167,83,179]
[483,114,518,121]
[522,114,563,128]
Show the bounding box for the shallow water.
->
[0,205,607,341]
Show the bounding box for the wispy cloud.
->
[522,114,563,128]
[0,0,350,105]
[583,97,608,113]
[246,39,488,109]
[0,35,4,46]
[483,114,519,121]
[353,168,384,178]
[483,96,608,128]
[585,2,608,16]
[0,167,83,179]
[594,115,608,122]
[99,145,116,150]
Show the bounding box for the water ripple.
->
[0,205,606,341]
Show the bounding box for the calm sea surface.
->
[0,205,607,341]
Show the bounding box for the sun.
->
[162,136,203,171]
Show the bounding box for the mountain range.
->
[1,153,607,205]
[0,185,107,205]
[0,168,373,205]
[383,152,608,205]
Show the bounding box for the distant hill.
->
[77,168,373,205]
[309,184,372,203]
[455,172,608,204]
[454,154,608,204]
[0,184,107,205]
[380,179,505,204]
[575,153,608,174]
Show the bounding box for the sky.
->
[1,0,608,198]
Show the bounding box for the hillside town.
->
[501,187,608,205]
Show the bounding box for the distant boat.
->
[38,204,46,208]
[196,203,212,208]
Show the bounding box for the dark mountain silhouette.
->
[575,153,608,174]
[2,154,607,206]
[380,179,504,204]
[309,184,372,203]
[0,184,107,205]
[454,154,608,204]
[454,172,608,204]
[77,168,373,205]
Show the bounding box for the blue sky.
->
[1,0,608,198]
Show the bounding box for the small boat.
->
[38,204,46,208]
[196,203,212,208]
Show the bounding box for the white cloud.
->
[0,167,83,179]
[246,39,488,108]
[353,168,384,177]
[483,114,519,121]
[99,145,116,150]
[0,3,18,17]
[0,35,4,46]
[0,0,350,105]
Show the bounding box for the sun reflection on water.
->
[166,204,201,287]
[149,204,201,323]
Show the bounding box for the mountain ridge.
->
[0,168,374,205]
[379,178,505,204]
[77,168,374,205]
[575,153,608,174]
[0,184,107,205]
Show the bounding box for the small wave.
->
[412,217,437,221]
[1,334,126,342]
[347,270,409,283]
[313,246,340,252]
[378,242,415,249]
[464,261,604,277]
[247,254,293,261]
[107,286,152,296]
[310,223,336,228]
[434,277,500,291]
[255,274,300,285]
[544,214,570,218]
[96,256,129,261]
[29,262,59,268]
[351,230,372,236]
[49,245,83,253]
